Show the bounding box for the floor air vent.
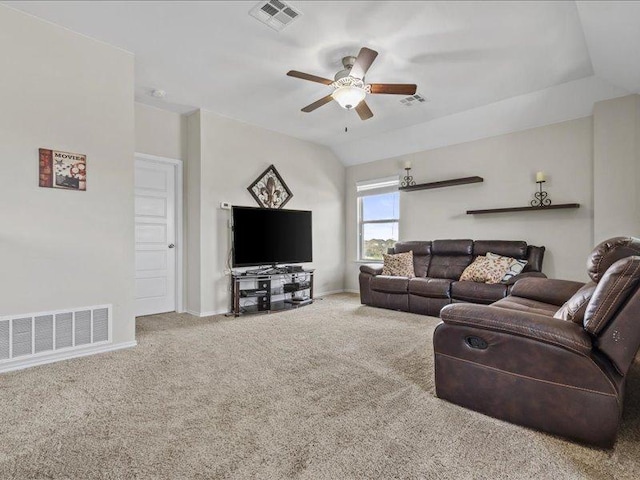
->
[0,305,111,363]
[249,0,302,31]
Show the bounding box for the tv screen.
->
[232,206,313,267]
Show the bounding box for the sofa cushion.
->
[370,275,409,294]
[492,296,558,317]
[408,277,451,298]
[554,282,597,324]
[432,239,473,255]
[381,251,415,278]
[473,240,527,259]
[393,241,431,277]
[584,256,640,336]
[451,281,507,304]
[428,255,472,280]
[428,240,473,279]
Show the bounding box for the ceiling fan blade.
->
[350,47,379,79]
[301,94,334,113]
[287,70,333,85]
[355,100,373,121]
[369,83,417,95]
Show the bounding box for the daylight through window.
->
[357,177,400,261]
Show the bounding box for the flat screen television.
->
[231,206,313,267]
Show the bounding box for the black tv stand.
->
[230,269,314,316]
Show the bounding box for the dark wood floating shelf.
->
[467,203,580,215]
[399,176,484,192]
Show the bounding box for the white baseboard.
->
[316,289,353,297]
[186,309,227,318]
[343,289,360,294]
[0,340,137,374]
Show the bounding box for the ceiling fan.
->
[287,47,417,121]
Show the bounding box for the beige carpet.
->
[1,293,639,479]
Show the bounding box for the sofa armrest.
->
[360,264,383,276]
[510,277,585,306]
[440,303,593,356]
[502,271,547,286]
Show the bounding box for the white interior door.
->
[135,159,176,316]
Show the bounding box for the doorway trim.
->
[134,152,184,313]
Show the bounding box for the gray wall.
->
[187,110,346,315]
[135,103,187,161]
[345,117,595,290]
[593,95,640,242]
[0,6,136,344]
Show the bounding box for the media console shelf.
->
[230,269,314,317]
[466,203,580,215]
[399,176,483,192]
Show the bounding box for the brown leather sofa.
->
[434,236,640,447]
[359,240,546,316]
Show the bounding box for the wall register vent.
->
[0,305,111,364]
[250,0,302,31]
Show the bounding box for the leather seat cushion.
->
[409,277,451,298]
[451,281,507,304]
[370,275,409,294]
[492,296,558,317]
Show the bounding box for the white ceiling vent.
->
[400,94,428,106]
[249,0,302,31]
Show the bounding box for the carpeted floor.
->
[1,293,639,479]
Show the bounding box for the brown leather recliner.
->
[434,237,640,447]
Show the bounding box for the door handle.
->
[168,244,175,249]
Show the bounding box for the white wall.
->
[135,103,187,160]
[187,110,346,315]
[0,6,135,344]
[345,117,594,290]
[593,94,640,242]
[186,111,202,314]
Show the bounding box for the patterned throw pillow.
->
[459,254,520,284]
[381,251,415,278]
[486,252,528,283]
[459,256,491,282]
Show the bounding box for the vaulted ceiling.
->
[4,1,640,165]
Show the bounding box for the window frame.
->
[356,177,400,262]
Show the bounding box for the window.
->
[357,177,400,261]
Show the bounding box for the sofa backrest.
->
[392,241,431,277]
[471,240,545,273]
[391,239,545,279]
[473,240,527,258]
[428,240,473,279]
[580,237,640,376]
[524,245,546,272]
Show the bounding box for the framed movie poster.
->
[39,148,87,191]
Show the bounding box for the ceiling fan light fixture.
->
[332,85,367,110]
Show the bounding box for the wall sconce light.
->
[531,171,551,207]
[401,161,416,187]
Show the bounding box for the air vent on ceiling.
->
[249,0,302,31]
[399,94,428,106]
